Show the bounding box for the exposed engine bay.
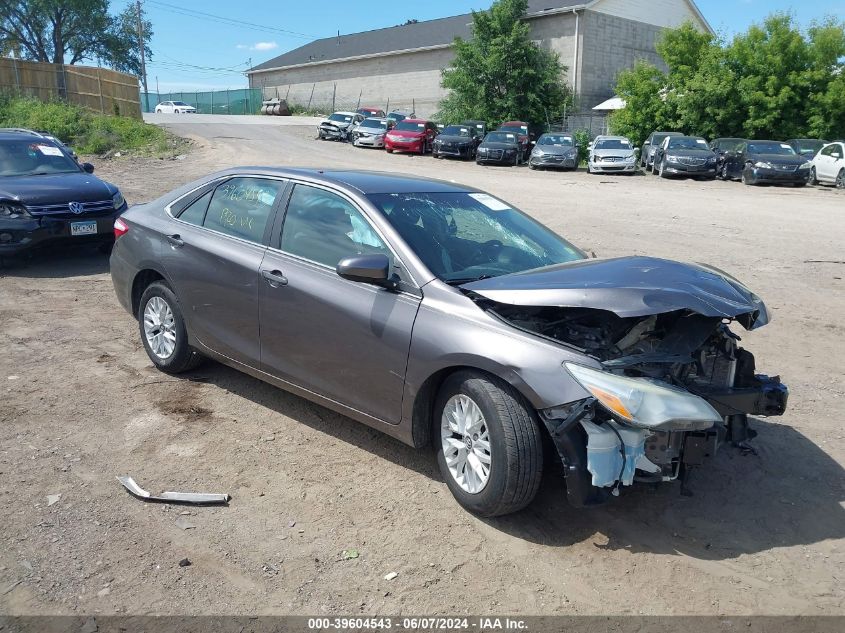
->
[482,302,789,506]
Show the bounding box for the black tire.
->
[809,167,818,186]
[659,161,669,179]
[528,162,536,170]
[138,281,203,374]
[434,371,543,517]
[837,169,845,189]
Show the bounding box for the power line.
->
[145,0,321,40]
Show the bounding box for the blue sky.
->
[136,0,845,92]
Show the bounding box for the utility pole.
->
[136,0,148,97]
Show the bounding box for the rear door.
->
[258,182,421,423]
[160,175,287,366]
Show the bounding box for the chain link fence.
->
[141,89,262,115]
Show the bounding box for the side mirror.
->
[337,254,392,287]
[82,162,95,173]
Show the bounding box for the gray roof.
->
[248,1,586,72]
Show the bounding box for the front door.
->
[160,176,286,365]
[258,182,421,424]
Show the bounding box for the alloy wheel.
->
[143,296,177,360]
[441,394,492,494]
[837,170,845,189]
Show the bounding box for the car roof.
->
[331,111,359,116]
[360,117,389,122]
[593,135,626,140]
[200,168,478,195]
[0,128,49,141]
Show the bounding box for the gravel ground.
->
[1,116,843,617]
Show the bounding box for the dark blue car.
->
[0,129,127,256]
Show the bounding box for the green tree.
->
[610,14,845,145]
[0,0,152,73]
[437,0,571,125]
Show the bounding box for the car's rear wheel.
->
[434,371,543,517]
[138,281,202,374]
[837,169,845,189]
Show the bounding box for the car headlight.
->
[532,149,545,156]
[799,161,812,170]
[112,191,125,209]
[754,161,773,169]
[504,149,516,155]
[565,363,722,431]
[707,157,717,164]
[624,153,636,161]
[0,202,31,219]
[666,155,679,163]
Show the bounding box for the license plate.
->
[71,220,98,236]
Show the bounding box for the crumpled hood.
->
[461,256,769,330]
[0,172,116,206]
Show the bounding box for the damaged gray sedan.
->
[110,169,788,517]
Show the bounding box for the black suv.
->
[0,129,127,256]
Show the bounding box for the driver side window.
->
[280,184,391,268]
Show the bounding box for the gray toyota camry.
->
[110,168,788,517]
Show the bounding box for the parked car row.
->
[642,131,843,188]
[317,111,579,171]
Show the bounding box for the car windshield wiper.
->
[444,274,494,286]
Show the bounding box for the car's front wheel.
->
[810,167,818,186]
[434,371,543,517]
[837,169,845,189]
[138,281,202,374]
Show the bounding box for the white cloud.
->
[236,41,278,51]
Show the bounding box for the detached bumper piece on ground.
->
[117,476,230,505]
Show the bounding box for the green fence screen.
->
[141,89,262,115]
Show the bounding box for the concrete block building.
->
[246,0,711,118]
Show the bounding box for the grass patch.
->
[0,94,185,157]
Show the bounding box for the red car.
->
[357,106,386,118]
[384,119,439,154]
[497,121,532,160]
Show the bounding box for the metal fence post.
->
[332,83,336,112]
[227,89,231,114]
[96,68,105,113]
[307,83,315,110]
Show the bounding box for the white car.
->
[587,135,638,174]
[154,101,197,114]
[352,117,394,148]
[810,141,845,189]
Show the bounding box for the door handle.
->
[165,234,184,248]
[261,269,288,287]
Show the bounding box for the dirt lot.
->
[1,115,843,616]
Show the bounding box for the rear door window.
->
[202,177,283,244]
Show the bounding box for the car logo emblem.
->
[68,202,84,215]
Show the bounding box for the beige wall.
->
[250,48,454,117]
[593,0,709,31]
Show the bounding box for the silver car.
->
[588,136,637,174]
[528,133,578,170]
[352,117,394,148]
[110,169,788,517]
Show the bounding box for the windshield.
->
[667,137,709,150]
[594,138,631,150]
[394,121,425,132]
[795,140,825,153]
[651,133,675,145]
[388,113,408,122]
[368,192,584,282]
[539,135,573,146]
[747,142,797,156]
[329,113,353,123]
[484,132,517,144]
[442,126,472,137]
[499,125,527,134]
[361,118,388,130]
[0,140,80,177]
[173,101,190,106]
[719,139,745,151]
